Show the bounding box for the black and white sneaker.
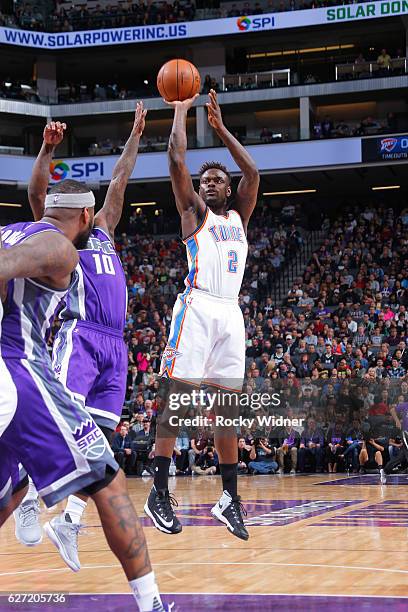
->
[403,430,408,451]
[211,490,249,541]
[144,486,182,534]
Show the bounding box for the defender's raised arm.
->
[28,121,66,221]
[95,101,147,240]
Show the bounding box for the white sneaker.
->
[44,515,81,572]
[169,461,176,477]
[142,469,152,476]
[13,499,42,546]
[211,490,249,541]
[290,469,296,475]
[380,469,386,485]
[278,468,284,475]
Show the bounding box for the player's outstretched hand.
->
[133,101,147,136]
[206,89,224,131]
[163,93,199,111]
[43,121,66,147]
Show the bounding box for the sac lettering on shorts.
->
[72,418,106,459]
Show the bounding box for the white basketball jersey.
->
[182,207,248,299]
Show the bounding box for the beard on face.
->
[74,222,93,249]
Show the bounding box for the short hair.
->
[199,161,231,184]
[49,179,91,194]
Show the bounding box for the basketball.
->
[157,59,201,102]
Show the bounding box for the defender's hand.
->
[206,89,224,131]
[133,101,147,136]
[43,121,66,147]
[164,93,199,111]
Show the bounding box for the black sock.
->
[153,456,171,491]
[220,463,238,499]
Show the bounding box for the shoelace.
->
[60,522,84,547]
[19,502,40,527]
[157,492,179,519]
[230,498,247,525]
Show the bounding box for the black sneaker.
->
[144,486,182,534]
[211,490,249,541]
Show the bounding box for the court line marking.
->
[2,561,408,578]
[67,592,408,599]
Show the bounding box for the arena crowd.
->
[106,200,408,478]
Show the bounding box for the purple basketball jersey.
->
[59,226,127,331]
[0,221,69,360]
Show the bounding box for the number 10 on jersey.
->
[92,254,115,275]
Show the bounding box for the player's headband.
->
[44,192,95,209]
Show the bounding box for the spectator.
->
[248,436,278,474]
[238,436,252,474]
[111,425,136,474]
[192,445,218,475]
[132,419,154,476]
[276,424,300,474]
[298,418,325,472]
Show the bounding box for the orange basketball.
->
[157,59,201,102]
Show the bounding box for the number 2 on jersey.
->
[92,254,115,275]
[228,250,238,273]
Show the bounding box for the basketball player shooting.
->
[145,89,259,540]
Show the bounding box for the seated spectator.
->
[175,429,190,474]
[340,419,364,472]
[276,424,300,474]
[248,436,278,474]
[111,425,136,474]
[238,436,252,474]
[359,435,385,475]
[298,418,325,472]
[188,428,211,471]
[132,418,154,476]
[192,445,218,475]
[325,422,345,473]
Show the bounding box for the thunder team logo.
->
[50,160,69,181]
[237,16,251,31]
[380,138,398,153]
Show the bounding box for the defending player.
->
[144,90,259,540]
[13,104,146,571]
[0,201,165,611]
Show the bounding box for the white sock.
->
[63,495,87,525]
[22,477,38,502]
[129,571,163,612]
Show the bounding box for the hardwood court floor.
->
[1,474,408,609]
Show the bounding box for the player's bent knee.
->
[82,465,119,497]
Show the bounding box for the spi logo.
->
[50,160,69,181]
[49,160,105,181]
[237,16,251,30]
[237,15,275,31]
[380,138,398,153]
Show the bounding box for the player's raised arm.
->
[206,89,259,230]
[0,227,6,303]
[28,121,66,221]
[167,95,206,234]
[0,232,78,288]
[95,101,147,241]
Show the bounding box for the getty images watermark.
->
[167,389,304,429]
